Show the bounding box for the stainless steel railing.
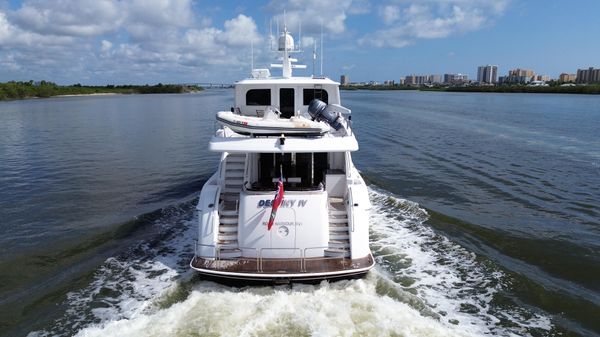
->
[193,241,354,273]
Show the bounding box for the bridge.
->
[186,82,235,89]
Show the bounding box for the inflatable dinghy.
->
[216,107,330,136]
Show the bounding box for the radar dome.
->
[278,32,294,51]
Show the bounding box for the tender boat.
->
[216,107,330,136]
[190,22,374,283]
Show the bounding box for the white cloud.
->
[221,14,261,46]
[124,0,195,41]
[267,0,368,35]
[362,0,508,48]
[0,11,11,42]
[380,5,400,25]
[301,36,316,48]
[0,53,20,71]
[0,1,266,83]
[101,40,112,52]
[13,0,123,37]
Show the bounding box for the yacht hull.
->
[190,254,375,284]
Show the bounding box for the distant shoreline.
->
[341,84,600,94]
[53,93,121,98]
[0,81,204,101]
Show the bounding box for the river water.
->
[0,90,598,337]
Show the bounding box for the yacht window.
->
[303,89,329,105]
[251,153,329,191]
[246,89,271,106]
[279,88,295,118]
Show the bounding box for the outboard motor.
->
[307,99,345,131]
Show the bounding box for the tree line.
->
[0,81,203,100]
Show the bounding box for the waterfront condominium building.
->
[509,68,535,78]
[405,74,442,85]
[340,75,349,86]
[576,67,600,83]
[477,65,498,84]
[499,68,535,84]
[536,75,550,82]
[444,73,469,85]
[429,74,442,84]
[559,73,577,83]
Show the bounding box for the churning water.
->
[1,90,598,336]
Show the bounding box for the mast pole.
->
[320,23,323,76]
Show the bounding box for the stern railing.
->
[193,242,358,274]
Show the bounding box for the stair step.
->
[220,209,238,217]
[223,194,239,201]
[225,178,244,185]
[218,240,239,248]
[324,248,350,258]
[218,233,238,241]
[220,216,238,225]
[219,224,238,233]
[329,225,349,232]
[328,240,350,249]
[329,217,348,224]
[227,156,246,163]
[218,248,242,259]
[223,187,241,194]
[329,209,347,216]
[227,163,245,170]
[225,172,244,179]
[329,233,350,240]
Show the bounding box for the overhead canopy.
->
[209,135,358,153]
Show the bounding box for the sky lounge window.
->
[303,89,328,105]
[246,89,271,105]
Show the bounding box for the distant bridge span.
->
[186,82,235,88]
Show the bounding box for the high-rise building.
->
[559,73,577,83]
[477,65,498,84]
[508,68,535,78]
[404,74,442,85]
[429,74,442,84]
[576,67,600,83]
[536,75,550,82]
[501,68,535,84]
[444,73,469,84]
[340,75,349,86]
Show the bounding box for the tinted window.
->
[280,88,295,118]
[303,89,328,105]
[246,89,271,105]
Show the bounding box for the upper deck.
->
[209,126,358,153]
[234,75,342,118]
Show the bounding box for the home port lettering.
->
[257,199,307,208]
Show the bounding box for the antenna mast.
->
[320,23,324,76]
[251,38,254,72]
[312,40,317,78]
[269,12,307,78]
[298,21,301,50]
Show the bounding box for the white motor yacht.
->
[190,25,374,283]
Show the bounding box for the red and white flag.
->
[267,174,284,231]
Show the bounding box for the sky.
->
[0,0,599,85]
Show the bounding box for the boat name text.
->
[258,199,307,208]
